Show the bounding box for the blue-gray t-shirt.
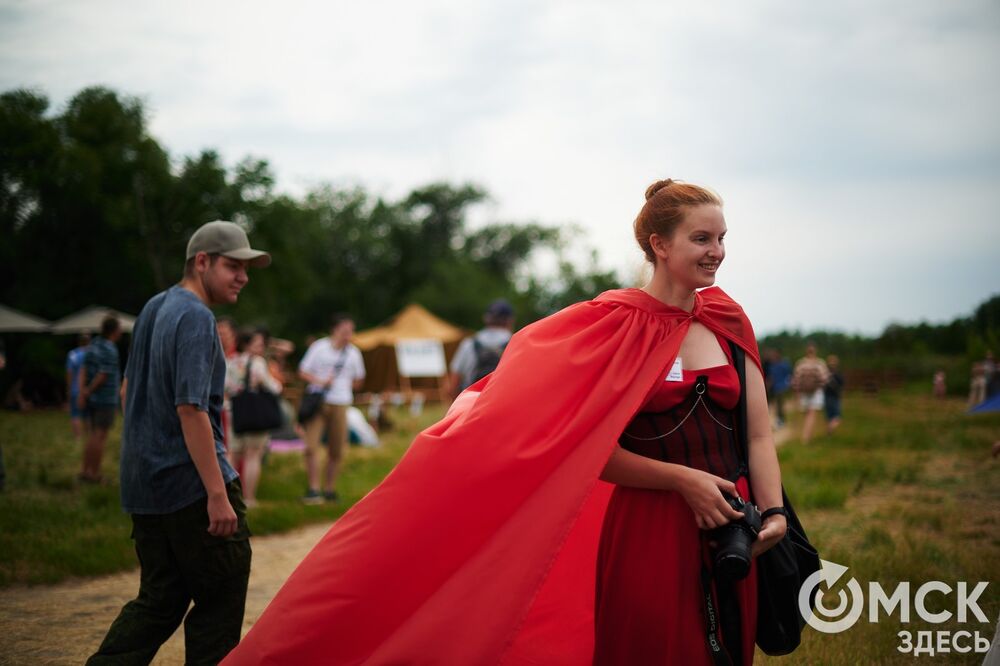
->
[120,286,237,514]
[83,337,120,406]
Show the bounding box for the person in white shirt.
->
[297,314,366,503]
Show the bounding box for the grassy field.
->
[0,404,446,587]
[1,389,998,663]
[760,387,1000,664]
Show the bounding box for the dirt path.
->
[0,521,332,665]
[1,423,794,665]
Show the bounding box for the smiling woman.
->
[594,180,785,664]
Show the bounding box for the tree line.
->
[2,85,996,398]
[1,85,618,396]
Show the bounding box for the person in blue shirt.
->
[66,333,90,442]
[88,221,270,665]
[764,348,792,427]
[78,319,122,482]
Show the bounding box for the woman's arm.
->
[745,361,787,555]
[601,446,743,530]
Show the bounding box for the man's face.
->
[331,320,355,345]
[200,254,250,306]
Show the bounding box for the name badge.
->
[665,357,683,382]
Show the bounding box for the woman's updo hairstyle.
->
[634,179,723,263]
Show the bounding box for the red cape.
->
[224,287,760,665]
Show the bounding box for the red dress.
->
[594,338,757,665]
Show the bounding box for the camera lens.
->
[712,523,755,581]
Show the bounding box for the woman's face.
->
[656,204,727,290]
[248,333,266,356]
[217,322,236,352]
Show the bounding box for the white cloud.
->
[2,0,998,333]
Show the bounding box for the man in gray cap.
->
[89,221,270,665]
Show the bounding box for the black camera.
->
[712,492,762,581]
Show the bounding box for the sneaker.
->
[323,490,339,502]
[301,489,324,505]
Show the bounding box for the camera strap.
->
[700,564,733,666]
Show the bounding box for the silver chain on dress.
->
[623,382,734,441]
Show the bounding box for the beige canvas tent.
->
[353,304,467,397]
[0,304,51,332]
[50,306,137,334]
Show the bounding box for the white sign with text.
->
[395,338,447,377]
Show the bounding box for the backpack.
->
[470,338,509,385]
[795,363,824,393]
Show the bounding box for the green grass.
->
[2,392,998,663]
[0,405,444,587]
[759,392,1000,664]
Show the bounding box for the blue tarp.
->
[968,393,1000,414]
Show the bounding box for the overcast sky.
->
[2,0,998,335]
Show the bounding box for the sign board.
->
[395,338,447,378]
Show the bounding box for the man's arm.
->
[177,404,237,537]
[119,377,128,418]
[298,368,331,387]
[79,370,108,408]
[351,350,365,391]
[446,372,463,400]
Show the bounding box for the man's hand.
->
[77,390,87,410]
[207,492,238,537]
[177,404,236,538]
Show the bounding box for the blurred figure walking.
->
[228,329,282,508]
[297,314,366,503]
[824,355,845,435]
[763,348,792,427]
[448,299,515,399]
[932,369,947,399]
[792,342,830,444]
[66,333,91,441]
[78,317,122,483]
[969,362,987,408]
[217,316,238,454]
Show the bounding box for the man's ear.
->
[194,252,211,274]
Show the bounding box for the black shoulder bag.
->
[730,342,821,656]
[231,356,283,435]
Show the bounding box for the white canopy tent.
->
[50,305,136,334]
[0,304,52,332]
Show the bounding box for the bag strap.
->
[729,340,750,470]
[242,354,261,393]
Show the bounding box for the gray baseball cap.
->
[186,221,271,268]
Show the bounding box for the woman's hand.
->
[678,468,745,530]
[751,514,787,558]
